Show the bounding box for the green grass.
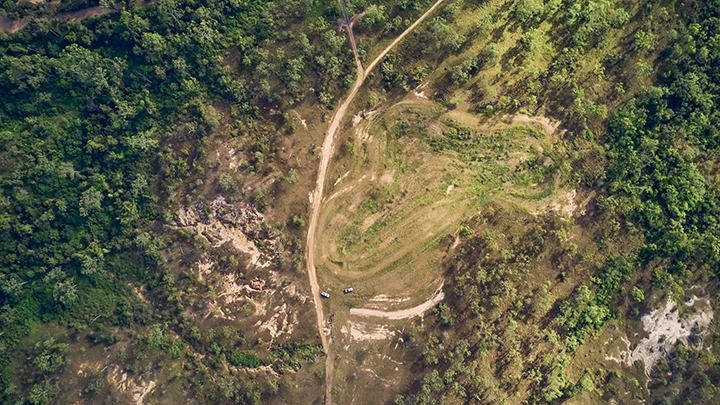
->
[511,172,557,201]
[336,226,361,254]
[229,352,263,368]
[363,213,398,249]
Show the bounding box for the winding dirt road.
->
[305,0,446,403]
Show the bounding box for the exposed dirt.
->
[350,283,445,320]
[173,196,275,268]
[553,189,578,214]
[605,296,714,378]
[254,303,297,345]
[499,113,562,135]
[57,6,113,23]
[291,110,308,130]
[342,321,396,342]
[107,366,156,405]
[0,16,27,33]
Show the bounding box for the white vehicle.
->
[321,292,330,298]
[343,287,354,294]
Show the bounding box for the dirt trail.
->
[363,0,447,79]
[350,285,445,319]
[306,0,446,403]
[499,113,561,134]
[337,1,363,67]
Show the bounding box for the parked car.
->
[320,292,330,298]
[343,287,354,294]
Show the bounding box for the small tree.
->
[514,0,543,23]
[635,30,657,54]
[634,61,653,80]
[521,28,539,52]
[448,33,466,52]
[609,8,630,28]
[631,286,645,302]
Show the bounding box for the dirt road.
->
[350,287,445,320]
[305,0,446,403]
[305,44,363,405]
[363,0,447,79]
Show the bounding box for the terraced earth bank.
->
[315,94,570,306]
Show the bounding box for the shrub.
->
[229,352,263,368]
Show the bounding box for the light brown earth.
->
[349,284,445,320]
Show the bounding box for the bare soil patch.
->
[0,15,27,33]
[350,284,445,320]
[604,296,714,378]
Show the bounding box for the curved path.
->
[350,287,445,320]
[305,0,446,403]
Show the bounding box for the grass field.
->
[314,88,579,311]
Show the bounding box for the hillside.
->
[1,0,720,404]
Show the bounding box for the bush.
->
[229,352,263,368]
[609,8,630,28]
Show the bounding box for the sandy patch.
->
[255,303,295,344]
[527,188,578,216]
[217,273,249,303]
[605,297,714,377]
[196,259,214,282]
[550,189,577,215]
[291,110,308,129]
[325,186,353,203]
[380,170,394,186]
[413,90,429,100]
[351,284,445,319]
[203,299,230,320]
[218,144,240,170]
[368,295,411,304]
[500,113,561,134]
[131,285,151,305]
[352,111,365,127]
[107,366,156,405]
[449,235,461,250]
[361,367,394,387]
[334,171,350,186]
[341,322,396,342]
